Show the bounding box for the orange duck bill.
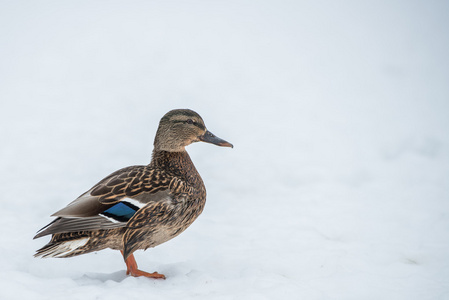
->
[199,130,233,148]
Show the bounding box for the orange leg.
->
[120,251,166,279]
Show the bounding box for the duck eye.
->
[186,119,194,125]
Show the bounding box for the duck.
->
[34,109,233,279]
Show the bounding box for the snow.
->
[1,0,449,299]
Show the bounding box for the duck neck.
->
[149,150,199,180]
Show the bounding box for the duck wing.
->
[34,166,174,239]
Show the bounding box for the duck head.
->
[154,109,233,152]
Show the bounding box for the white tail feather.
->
[38,238,89,258]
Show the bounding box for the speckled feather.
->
[34,150,206,259]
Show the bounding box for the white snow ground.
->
[1,0,449,299]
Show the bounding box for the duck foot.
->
[121,251,166,279]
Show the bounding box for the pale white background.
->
[1,0,448,299]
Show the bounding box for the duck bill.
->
[199,130,233,148]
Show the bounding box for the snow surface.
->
[1,0,449,299]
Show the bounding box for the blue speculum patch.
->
[101,202,138,222]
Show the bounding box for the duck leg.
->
[121,251,166,279]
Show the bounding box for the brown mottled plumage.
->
[34,109,232,279]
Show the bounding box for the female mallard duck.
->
[34,109,232,279]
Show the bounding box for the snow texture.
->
[1,0,449,299]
